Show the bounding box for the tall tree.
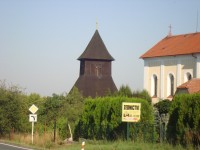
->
[0,81,28,136]
[40,93,64,141]
[117,85,132,97]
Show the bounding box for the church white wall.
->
[148,61,160,99]
[143,60,149,92]
[164,59,177,98]
[143,54,198,104]
[196,54,200,78]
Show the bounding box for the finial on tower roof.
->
[96,18,98,30]
[168,24,172,37]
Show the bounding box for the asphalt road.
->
[0,143,33,150]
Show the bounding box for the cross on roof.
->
[96,19,98,30]
[168,24,172,37]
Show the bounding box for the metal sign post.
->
[29,104,38,144]
[126,122,130,141]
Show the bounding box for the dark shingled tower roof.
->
[78,30,114,61]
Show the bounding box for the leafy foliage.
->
[0,81,155,143]
[40,93,63,124]
[38,88,84,140]
[0,81,29,136]
[57,117,69,140]
[74,96,154,141]
[133,90,152,104]
[59,87,84,139]
[117,85,132,97]
[0,81,85,141]
[167,94,200,148]
[63,87,84,125]
[154,99,171,114]
[114,85,152,104]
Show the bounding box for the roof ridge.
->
[140,32,200,59]
[165,32,200,39]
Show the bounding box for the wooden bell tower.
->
[72,29,118,97]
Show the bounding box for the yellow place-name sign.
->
[122,102,141,122]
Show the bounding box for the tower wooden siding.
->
[80,60,111,77]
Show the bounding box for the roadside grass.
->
[55,140,194,150]
[0,133,195,150]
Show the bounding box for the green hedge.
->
[74,96,154,141]
[167,94,200,148]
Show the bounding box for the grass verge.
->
[0,133,195,150]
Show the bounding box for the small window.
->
[187,73,192,81]
[184,72,192,82]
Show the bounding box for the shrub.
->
[154,99,171,114]
[167,94,200,148]
[74,96,154,141]
[57,117,69,140]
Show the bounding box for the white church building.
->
[140,32,200,104]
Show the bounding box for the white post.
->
[32,121,34,144]
[81,141,85,150]
[29,104,38,145]
[68,124,73,141]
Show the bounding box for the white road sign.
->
[29,114,37,122]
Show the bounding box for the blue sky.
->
[0,0,200,96]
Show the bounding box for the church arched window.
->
[186,72,192,81]
[151,74,158,97]
[169,74,174,96]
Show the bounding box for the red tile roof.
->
[177,78,200,94]
[140,32,200,58]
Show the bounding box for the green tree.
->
[27,93,44,107]
[0,81,28,136]
[39,93,64,141]
[117,85,132,97]
[133,90,152,104]
[40,94,63,124]
[38,88,84,140]
[61,87,84,139]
